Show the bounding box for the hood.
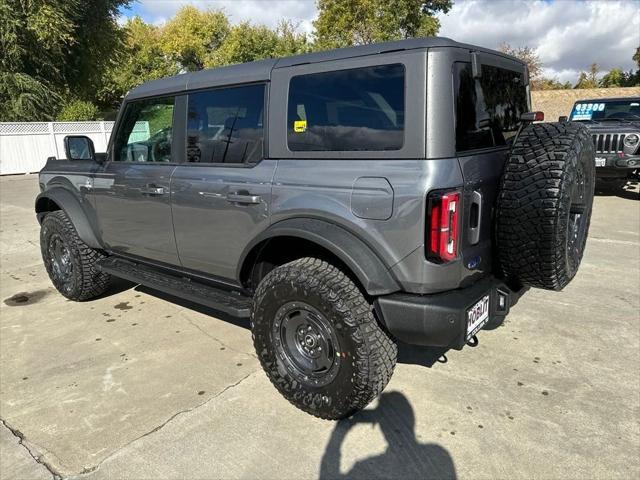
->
[577,120,640,134]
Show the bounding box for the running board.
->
[98,257,252,317]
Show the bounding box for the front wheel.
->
[251,258,397,420]
[40,210,111,301]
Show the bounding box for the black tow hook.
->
[466,335,479,347]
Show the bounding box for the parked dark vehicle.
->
[36,37,595,420]
[564,97,640,190]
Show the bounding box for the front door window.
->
[113,96,175,163]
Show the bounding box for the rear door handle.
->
[226,192,261,205]
[141,185,166,196]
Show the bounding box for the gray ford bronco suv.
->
[37,37,595,420]
[564,96,640,190]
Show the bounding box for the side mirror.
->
[64,135,97,162]
[558,116,568,122]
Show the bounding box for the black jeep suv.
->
[566,97,640,189]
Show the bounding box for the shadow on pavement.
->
[397,343,451,368]
[133,284,251,330]
[594,181,639,200]
[95,276,136,299]
[319,391,456,480]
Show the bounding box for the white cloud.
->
[437,0,640,84]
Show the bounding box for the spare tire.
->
[496,122,595,291]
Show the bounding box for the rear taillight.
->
[427,190,461,263]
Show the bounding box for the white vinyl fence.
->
[0,121,114,175]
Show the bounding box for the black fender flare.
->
[238,218,401,296]
[35,188,102,249]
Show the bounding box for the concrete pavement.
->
[1,174,638,479]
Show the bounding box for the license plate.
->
[595,157,606,167]
[467,295,490,338]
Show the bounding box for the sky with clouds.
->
[122,0,640,84]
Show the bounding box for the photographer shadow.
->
[319,391,456,480]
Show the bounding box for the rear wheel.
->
[40,210,111,301]
[251,258,397,420]
[496,122,595,290]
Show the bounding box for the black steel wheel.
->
[40,210,111,301]
[251,257,397,420]
[47,233,74,289]
[567,156,592,276]
[273,301,341,387]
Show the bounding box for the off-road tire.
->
[40,210,111,301]
[496,122,595,290]
[251,257,397,420]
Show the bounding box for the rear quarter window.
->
[287,64,405,152]
[454,62,528,153]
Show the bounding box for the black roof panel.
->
[126,37,521,100]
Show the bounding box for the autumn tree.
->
[535,78,572,90]
[574,63,600,89]
[160,6,230,71]
[498,43,545,87]
[98,17,180,110]
[206,20,308,67]
[313,0,452,50]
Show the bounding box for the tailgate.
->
[457,150,509,275]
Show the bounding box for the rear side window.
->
[287,64,405,152]
[113,96,175,163]
[187,84,265,164]
[454,62,528,152]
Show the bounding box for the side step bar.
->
[98,257,252,317]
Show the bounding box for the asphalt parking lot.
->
[1,174,638,480]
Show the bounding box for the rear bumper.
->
[374,276,527,350]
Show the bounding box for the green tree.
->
[0,0,129,121]
[57,100,100,121]
[160,6,230,71]
[599,68,625,88]
[99,17,179,109]
[623,46,640,86]
[206,21,308,67]
[313,0,452,50]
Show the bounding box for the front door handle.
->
[226,192,261,205]
[141,185,166,196]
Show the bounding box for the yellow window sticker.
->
[294,120,307,133]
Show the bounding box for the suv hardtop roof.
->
[127,36,523,101]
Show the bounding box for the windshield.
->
[570,99,640,121]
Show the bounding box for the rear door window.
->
[454,62,528,152]
[186,84,265,164]
[287,64,405,152]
